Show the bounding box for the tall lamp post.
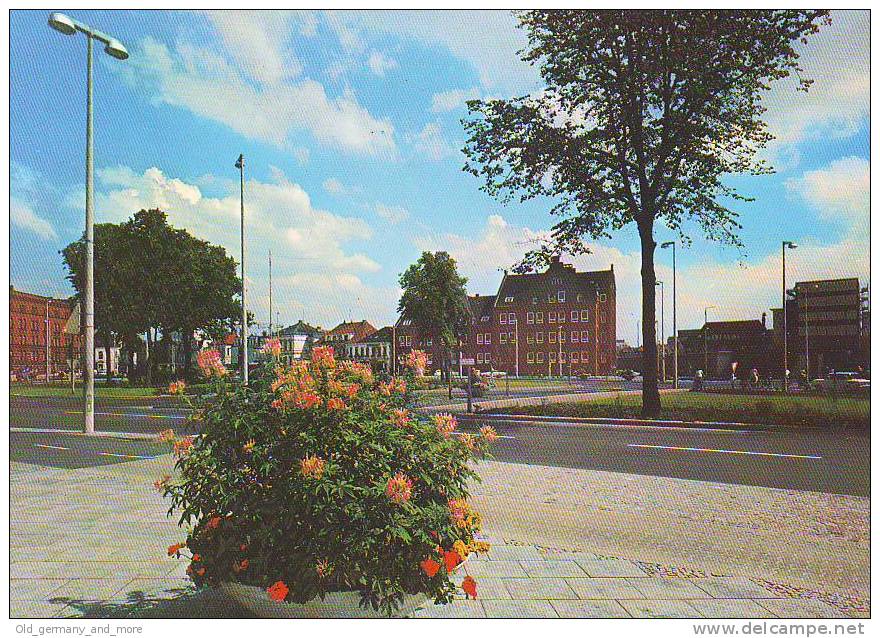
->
[703,305,717,377]
[656,280,665,383]
[48,12,128,434]
[235,154,248,386]
[661,241,678,388]
[782,241,798,392]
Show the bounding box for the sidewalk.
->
[10,455,868,619]
[422,388,685,414]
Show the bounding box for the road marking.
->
[453,432,516,440]
[627,444,822,459]
[35,444,70,451]
[64,410,187,419]
[97,452,158,460]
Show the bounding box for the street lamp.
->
[235,154,249,386]
[48,13,128,434]
[661,241,678,388]
[703,305,717,377]
[655,280,665,383]
[782,241,798,392]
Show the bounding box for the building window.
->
[500,314,507,324]
[477,352,484,363]
[504,296,514,303]
[582,351,590,362]
[527,312,535,324]
[558,312,565,323]
[508,313,516,323]
[485,333,491,344]
[581,330,589,342]
[581,310,589,321]
[527,334,535,344]
[558,290,566,303]
[549,332,556,343]
[549,312,556,323]
[509,332,515,342]
[571,352,579,363]
[402,319,412,326]
[477,334,484,344]
[571,310,579,322]
[426,338,432,346]
[500,333,507,343]
[536,332,544,343]
[481,315,490,322]
[536,352,545,363]
[559,331,566,342]
[572,331,579,342]
[560,352,566,363]
[405,336,412,346]
[550,352,557,363]
[599,293,607,303]
[536,312,544,323]
[552,277,561,285]
[527,352,535,363]
[532,296,538,304]
[484,352,491,363]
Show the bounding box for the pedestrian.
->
[750,368,759,389]
[694,369,704,391]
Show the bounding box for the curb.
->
[11,427,169,441]
[453,413,785,431]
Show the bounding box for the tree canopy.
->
[462,9,828,414]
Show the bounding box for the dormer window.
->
[504,296,514,303]
[558,290,566,303]
[551,277,561,285]
[402,319,412,326]
[481,315,490,322]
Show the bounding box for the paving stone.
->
[464,559,527,578]
[691,599,779,618]
[693,577,783,599]
[504,577,578,600]
[9,578,70,601]
[453,577,511,600]
[10,562,67,579]
[575,558,649,578]
[413,601,486,618]
[565,577,646,600]
[519,559,587,577]
[619,599,703,618]
[486,545,543,561]
[755,598,850,619]
[47,578,133,602]
[550,599,632,618]
[483,600,559,618]
[627,577,713,599]
[10,599,73,619]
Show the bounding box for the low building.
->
[346,326,394,372]
[320,320,377,357]
[275,321,323,364]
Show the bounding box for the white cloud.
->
[367,50,398,76]
[762,10,868,158]
[431,87,482,113]
[322,177,362,196]
[785,156,869,224]
[416,212,868,347]
[120,36,396,157]
[69,164,392,329]
[11,197,57,240]
[410,122,455,161]
[374,202,409,224]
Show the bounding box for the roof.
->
[358,326,393,343]
[703,320,766,332]
[494,258,615,307]
[325,320,377,337]
[278,320,322,337]
[468,294,497,318]
[794,278,860,292]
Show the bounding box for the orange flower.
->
[261,338,281,357]
[206,516,222,530]
[448,499,469,525]
[315,559,332,578]
[385,472,413,504]
[480,425,498,443]
[420,558,441,578]
[242,439,256,453]
[173,436,194,457]
[432,413,457,438]
[167,542,185,557]
[192,554,201,562]
[197,349,227,378]
[153,474,171,491]
[168,380,186,395]
[157,428,175,443]
[462,575,477,599]
[311,346,336,367]
[326,397,346,411]
[195,567,206,577]
[459,433,475,451]
[300,454,327,479]
[390,408,411,428]
[233,558,249,573]
[443,549,462,573]
[267,581,289,602]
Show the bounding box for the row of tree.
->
[62,209,242,383]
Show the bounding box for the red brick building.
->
[395,257,617,376]
[10,286,81,380]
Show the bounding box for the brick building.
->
[395,257,617,376]
[10,286,81,380]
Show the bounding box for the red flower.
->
[420,558,441,578]
[443,549,462,573]
[167,542,185,557]
[462,575,477,599]
[240,544,248,552]
[207,516,222,530]
[267,581,289,602]
[195,567,206,577]
[326,397,346,411]
[191,554,201,562]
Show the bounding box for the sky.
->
[9,9,870,344]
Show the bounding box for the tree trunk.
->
[182,328,194,382]
[447,348,453,399]
[144,329,153,387]
[639,221,661,417]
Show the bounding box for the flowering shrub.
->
[403,349,428,377]
[157,346,493,615]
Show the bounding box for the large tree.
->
[62,209,241,383]
[398,252,471,393]
[462,10,829,416]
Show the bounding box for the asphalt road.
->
[10,395,869,496]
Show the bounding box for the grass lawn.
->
[9,384,206,398]
[492,391,870,428]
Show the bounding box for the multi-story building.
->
[320,320,376,357]
[346,326,394,372]
[394,314,442,373]
[395,257,617,377]
[10,286,81,380]
[261,320,323,364]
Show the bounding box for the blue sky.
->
[10,10,869,344]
